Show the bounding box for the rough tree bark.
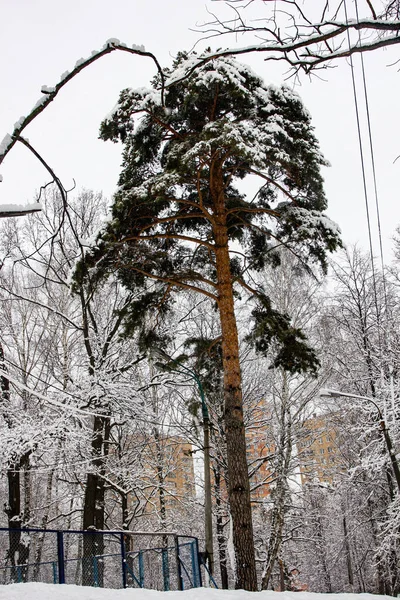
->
[212,165,257,590]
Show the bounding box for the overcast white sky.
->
[0,0,399,261]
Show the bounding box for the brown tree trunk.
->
[212,174,257,590]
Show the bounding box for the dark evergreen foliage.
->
[247,295,320,374]
[80,50,341,374]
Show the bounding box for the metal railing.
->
[0,528,203,590]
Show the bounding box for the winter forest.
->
[1,0,400,596]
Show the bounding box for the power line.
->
[344,0,396,419]
[354,0,396,421]
[343,0,383,352]
[354,0,387,283]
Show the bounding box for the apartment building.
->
[138,435,196,511]
[297,414,339,485]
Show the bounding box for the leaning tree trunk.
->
[212,178,257,590]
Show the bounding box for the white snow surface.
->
[0,586,392,600]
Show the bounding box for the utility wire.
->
[344,0,397,422]
[354,0,388,285]
[354,0,396,421]
[343,0,383,362]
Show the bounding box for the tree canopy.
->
[83,52,341,367]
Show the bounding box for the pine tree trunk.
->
[212,177,257,589]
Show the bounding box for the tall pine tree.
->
[81,52,341,589]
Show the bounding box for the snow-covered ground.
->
[0,586,391,600]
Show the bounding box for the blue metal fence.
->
[0,528,203,590]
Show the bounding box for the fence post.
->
[16,565,22,583]
[194,538,202,588]
[52,561,58,584]
[162,548,170,591]
[190,542,196,587]
[57,531,65,584]
[120,533,127,589]
[190,541,201,588]
[138,550,144,588]
[174,535,183,591]
[92,556,99,587]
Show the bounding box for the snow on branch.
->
[2,367,164,427]
[0,203,42,218]
[0,39,163,168]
